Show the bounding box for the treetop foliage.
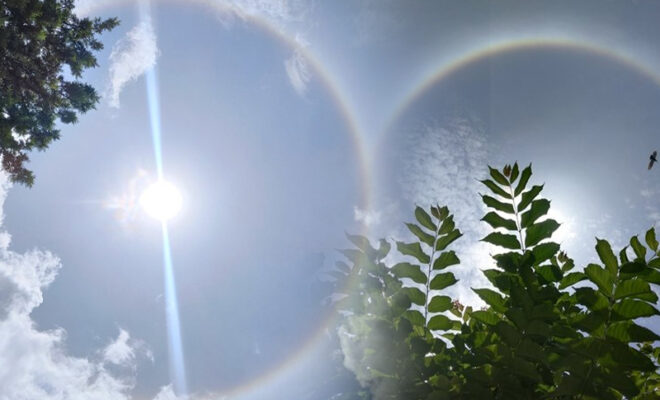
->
[330,162,660,399]
[0,0,118,186]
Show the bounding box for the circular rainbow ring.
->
[75,1,660,398]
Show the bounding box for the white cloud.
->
[284,48,311,96]
[353,206,381,227]
[0,169,156,399]
[107,17,159,108]
[103,328,153,367]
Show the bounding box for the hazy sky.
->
[3,1,660,399]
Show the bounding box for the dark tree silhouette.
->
[0,0,118,185]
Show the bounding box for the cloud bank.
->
[0,171,151,399]
[107,18,159,108]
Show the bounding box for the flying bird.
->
[649,151,658,170]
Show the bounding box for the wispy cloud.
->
[107,17,159,108]
[284,48,311,96]
[396,115,493,305]
[353,206,381,227]
[103,328,152,367]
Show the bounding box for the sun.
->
[139,180,183,221]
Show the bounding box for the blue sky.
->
[2,1,660,399]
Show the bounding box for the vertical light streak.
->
[140,1,187,396]
[161,222,188,396]
[146,67,164,179]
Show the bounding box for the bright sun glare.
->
[139,180,183,221]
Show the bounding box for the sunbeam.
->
[141,1,188,396]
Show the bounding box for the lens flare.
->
[140,180,182,221]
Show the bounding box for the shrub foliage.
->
[332,163,660,399]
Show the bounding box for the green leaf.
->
[471,310,499,325]
[430,272,457,290]
[400,287,426,306]
[514,164,532,197]
[433,251,460,270]
[584,264,613,296]
[415,206,437,231]
[495,321,521,345]
[481,212,517,231]
[391,262,427,284]
[532,242,560,264]
[608,340,656,371]
[405,223,434,247]
[481,195,514,214]
[402,309,426,327]
[438,216,456,235]
[596,239,618,277]
[607,321,660,342]
[575,287,610,312]
[559,272,587,289]
[614,279,657,301]
[537,264,563,283]
[649,258,660,268]
[630,236,647,260]
[396,241,430,264]
[524,219,560,247]
[619,246,630,264]
[489,166,510,186]
[481,179,511,199]
[518,184,544,211]
[510,163,520,182]
[435,229,462,251]
[520,199,551,228]
[646,228,659,252]
[612,299,659,320]
[482,232,521,250]
[428,314,454,330]
[428,295,452,312]
[473,288,506,313]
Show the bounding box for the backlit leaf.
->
[520,199,550,228]
[473,288,506,313]
[482,232,521,250]
[406,223,434,247]
[481,195,514,214]
[415,206,436,231]
[481,179,511,199]
[428,314,454,330]
[428,295,452,312]
[646,227,659,252]
[489,166,510,186]
[481,212,517,231]
[514,164,532,197]
[524,219,559,247]
[612,299,659,320]
[391,262,427,284]
[396,241,430,264]
[433,251,460,270]
[596,239,618,277]
[430,272,457,291]
[584,264,613,297]
[518,184,544,211]
[630,236,647,260]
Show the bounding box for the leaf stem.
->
[508,181,526,252]
[425,213,443,323]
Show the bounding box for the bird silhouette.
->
[649,150,658,170]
